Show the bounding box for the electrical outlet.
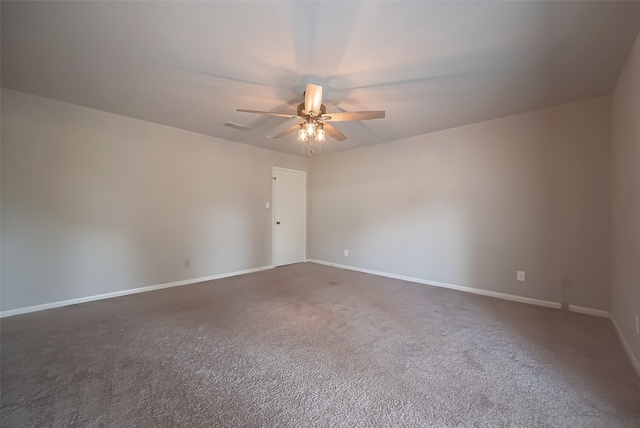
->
[635,314,639,335]
[563,278,572,289]
[517,271,525,282]
[184,259,191,268]
[344,249,349,256]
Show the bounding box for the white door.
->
[273,167,306,266]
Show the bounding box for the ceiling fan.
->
[237,83,385,142]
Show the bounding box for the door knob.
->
[276,221,281,224]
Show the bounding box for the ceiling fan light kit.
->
[237,83,385,143]
[305,121,316,137]
[297,125,309,142]
[316,124,326,142]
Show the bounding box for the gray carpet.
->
[1,262,639,427]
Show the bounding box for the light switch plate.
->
[517,271,525,282]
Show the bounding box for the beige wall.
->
[310,96,611,310]
[611,32,640,369]
[0,89,309,311]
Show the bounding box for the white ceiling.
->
[2,1,640,157]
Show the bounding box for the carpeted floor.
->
[1,262,639,427]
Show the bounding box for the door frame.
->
[272,166,307,267]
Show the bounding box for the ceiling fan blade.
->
[304,83,323,116]
[272,123,301,139]
[323,111,385,121]
[237,109,299,119]
[323,123,347,142]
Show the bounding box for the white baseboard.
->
[611,315,640,380]
[568,305,610,318]
[309,259,560,309]
[308,259,611,317]
[0,265,273,318]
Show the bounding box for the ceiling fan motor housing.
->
[297,103,327,117]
